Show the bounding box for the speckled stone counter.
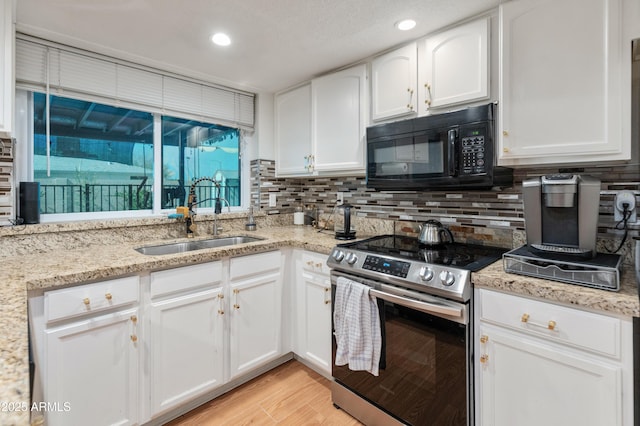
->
[1,221,638,425]
[473,260,640,317]
[0,225,349,426]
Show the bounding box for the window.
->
[30,92,242,217]
[34,93,154,214]
[161,116,240,210]
[15,35,254,221]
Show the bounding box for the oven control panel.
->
[362,255,410,278]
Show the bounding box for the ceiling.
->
[15,0,506,93]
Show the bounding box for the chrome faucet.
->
[213,198,231,236]
[186,177,223,237]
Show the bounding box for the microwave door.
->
[366,131,447,188]
[370,136,413,177]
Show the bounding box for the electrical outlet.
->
[614,190,637,223]
[336,192,344,206]
[268,193,277,208]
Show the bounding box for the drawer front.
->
[150,261,223,299]
[301,251,330,275]
[45,276,139,323]
[230,251,280,281]
[478,289,621,357]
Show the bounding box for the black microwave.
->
[366,103,512,190]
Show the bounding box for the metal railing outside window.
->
[40,184,240,214]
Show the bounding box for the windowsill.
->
[0,211,262,237]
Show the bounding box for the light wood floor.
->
[165,360,362,425]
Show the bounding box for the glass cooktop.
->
[338,234,508,272]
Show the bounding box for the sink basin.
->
[135,236,264,255]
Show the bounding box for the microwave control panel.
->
[461,132,486,175]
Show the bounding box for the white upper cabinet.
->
[0,0,14,137]
[498,0,626,166]
[418,17,490,115]
[275,64,367,176]
[275,84,312,176]
[371,43,417,121]
[312,63,368,174]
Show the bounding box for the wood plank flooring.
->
[165,360,362,425]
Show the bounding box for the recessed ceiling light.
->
[211,33,231,46]
[395,19,416,31]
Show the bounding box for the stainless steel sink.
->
[135,236,264,255]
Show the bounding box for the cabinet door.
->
[149,287,224,417]
[371,43,417,121]
[312,64,367,174]
[229,271,282,379]
[477,323,622,426]
[45,308,139,426]
[498,0,625,165]
[299,269,332,375]
[0,0,13,137]
[275,84,312,176]
[419,18,489,114]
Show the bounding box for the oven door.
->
[330,270,472,426]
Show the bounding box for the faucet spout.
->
[212,199,232,236]
[186,176,223,237]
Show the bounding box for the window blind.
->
[15,35,255,129]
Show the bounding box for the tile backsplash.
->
[251,159,640,261]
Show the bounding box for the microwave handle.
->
[447,128,458,176]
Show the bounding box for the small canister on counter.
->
[304,204,317,226]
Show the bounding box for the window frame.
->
[14,89,249,223]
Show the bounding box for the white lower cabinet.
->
[229,251,283,379]
[34,276,141,426]
[293,250,332,376]
[148,262,224,417]
[475,288,634,426]
[29,249,305,424]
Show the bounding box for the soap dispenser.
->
[245,205,257,231]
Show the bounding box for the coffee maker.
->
[522,174,600,258]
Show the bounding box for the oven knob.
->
[419,266,434,281]
[332,250,345,262]
[345,252,358,265]
[439,270,455,286]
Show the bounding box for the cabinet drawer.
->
[478,289,621,357]
[45,276,139,323]
[230,251,280,281]
[301,251,330,275]
[151,261,222,299]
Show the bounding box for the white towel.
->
[333,276,382,376]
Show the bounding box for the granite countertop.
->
[473,259,640,317]
[2,226,639,425]
[0,226,342,426]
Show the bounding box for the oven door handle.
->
[369,288,464,320]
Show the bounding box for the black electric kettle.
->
[418,220,454,246]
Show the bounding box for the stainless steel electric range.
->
[327,234,507,426]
